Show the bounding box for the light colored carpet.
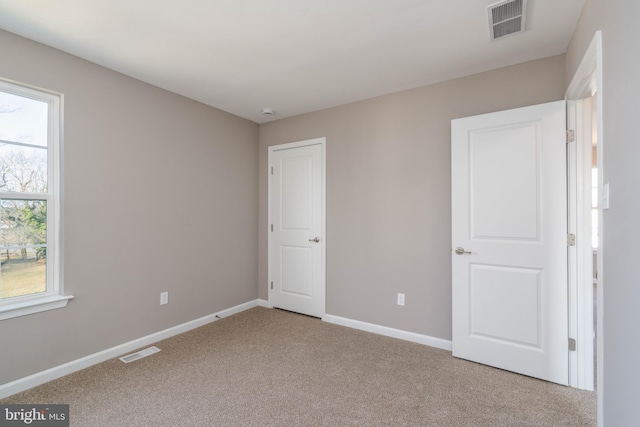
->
[2,307,596,426]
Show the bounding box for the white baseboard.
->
[0,299,260,400]
[323,314,452,351]
[257,299,272,308]
[1,301,451,400]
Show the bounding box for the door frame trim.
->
[267,137,327,318]
[567,97,595,391]
[565,30,603,423]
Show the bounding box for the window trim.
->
[0,77,72,320]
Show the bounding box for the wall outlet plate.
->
[397,293,405,306]
[160,292,169,305]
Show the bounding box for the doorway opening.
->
[590,96,598,388]
[565,31,603,425]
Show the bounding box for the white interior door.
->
[269,138,325,318]
[451,101,568,385]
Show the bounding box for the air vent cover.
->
[488,0,527,40]
[119,346,160,363]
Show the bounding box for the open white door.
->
[269,138,326,318]
[451,101,568,385]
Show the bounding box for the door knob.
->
[455,247,472,255]
[309,237,320,243]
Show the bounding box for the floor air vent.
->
[488,0,527,40]
[119,346,161,363]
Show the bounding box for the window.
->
[0,78,71,320]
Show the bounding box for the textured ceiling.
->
[0,0,585,123]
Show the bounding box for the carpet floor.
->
[2,307,596,426]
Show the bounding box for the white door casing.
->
[451,101,568,385]
[268,138,326,318]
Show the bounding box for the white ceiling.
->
[0,0,585,124]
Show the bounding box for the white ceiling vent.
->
[488,0,527,40]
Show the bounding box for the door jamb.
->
[566,97,595,391]
[565,30,603,424]
[267,137,327,318]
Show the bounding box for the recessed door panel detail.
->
[470,123,540,241]
[280,246,313,297]
[470,264,541,347]
[281,155,312,231]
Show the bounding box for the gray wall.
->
[0,30,259,384]
[259,55,566,340]
[566,1,640,424]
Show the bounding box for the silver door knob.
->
[455,247,472,255]
[309,237,320,243]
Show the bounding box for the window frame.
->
[0,77,71,320]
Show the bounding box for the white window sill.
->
[0,294,74,321]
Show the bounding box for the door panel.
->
[269,139,325,318]
[452,101,568,385]
[471,124,539,240]
[281,155,312,230]
[281,246,312,296]
[470,264,541,346]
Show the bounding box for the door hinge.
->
[270,281,273,290]
[271,224,273,232]
[567,233,576,246]
[566,129,575,143]
[271,166,274,175]
[569,338,577,351]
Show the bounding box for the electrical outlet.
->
[397,293,405,306]
[160,292,169,305]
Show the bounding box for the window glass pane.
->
[0,144,48,193]
[0,91,48,147]
[0,80,60,312]
[0,248,46,299]
[0,199,47,247]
